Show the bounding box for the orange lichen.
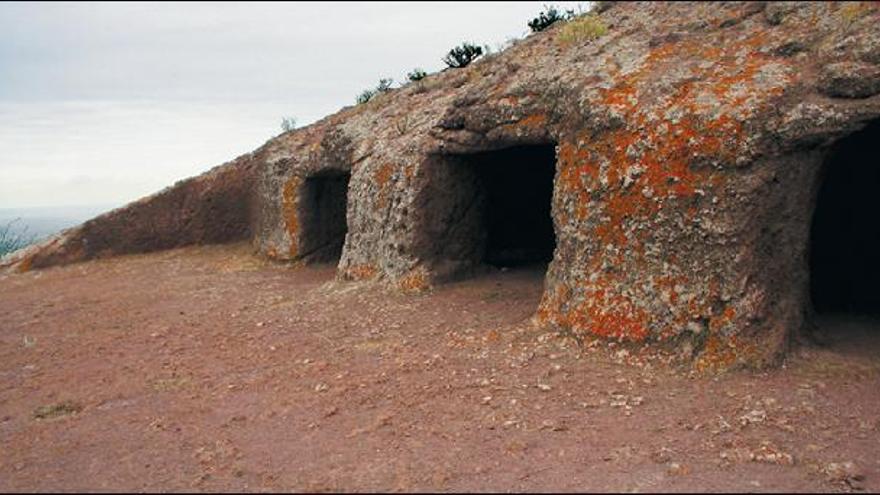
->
[403,164,415,181]
[577,286,650,341]
[709,305,736,333]
[373,162,396,211]
[536,283,569,324]
[517,113,548,128]
[600,81,637,109]
[398,267,430,293]
[547,32,791,344]
[586,35,785,226]
[497,113,549,137]
[16,256,34,273]
[281,176,303,258]
[373,162,394,188]
[538,277,650,342]
[693,334,756,373]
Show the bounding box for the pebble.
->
[739,409,766,426]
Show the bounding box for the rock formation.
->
[5,1,880,371]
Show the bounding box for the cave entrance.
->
[809,119,880,316]
[420,144,557,282]
[470,145,557,269]
[300,172,350,262]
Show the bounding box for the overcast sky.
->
[0,1,586,210]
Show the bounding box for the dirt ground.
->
[1,243,878,492]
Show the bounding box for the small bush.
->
[557,14,608,44]
[0,219,36,257]
[376,78,394,92]
[355,78,395,105]
[407,68,428,82]
[528,5,574,32]
[443,42,483,69]
[356,88,376,105]
[280,116,297,132]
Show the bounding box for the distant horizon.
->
[0,203,118,230]
[0,202,122,212]
[0,203,117,240]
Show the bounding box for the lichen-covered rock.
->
[6,1,880,371]
[819,61,880,98]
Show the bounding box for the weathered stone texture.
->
[6,1,880,370]
[2,154,259,271]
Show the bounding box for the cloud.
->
[0,1,588,208]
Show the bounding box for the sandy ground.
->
[0,243,878,492]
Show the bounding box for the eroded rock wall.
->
[257,1,880,369]
[8,2,880,370]
[2,152,260,271]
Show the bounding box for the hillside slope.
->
[5,2,880,369]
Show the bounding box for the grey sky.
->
[0,1,584,209]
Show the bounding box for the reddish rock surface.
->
[4,1,880,369]
[1,154,259,271]
[1,245,879,491]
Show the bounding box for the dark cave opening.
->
[300,172,350,262]
[810,119,880,315]
[466,145,557,268]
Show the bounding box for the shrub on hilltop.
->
[443,42,483,69]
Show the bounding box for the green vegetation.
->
[348,3,611,106]
[280,116,297,132]
[356,89,375,105]
[442,42,483,69]
[356,77,395,104]
[557,13,608,44]
[0,219,36,257]
[375,78,394,92]
[407,68,428,82]
[528,5,574,32]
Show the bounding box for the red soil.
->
[1,243,878,492]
